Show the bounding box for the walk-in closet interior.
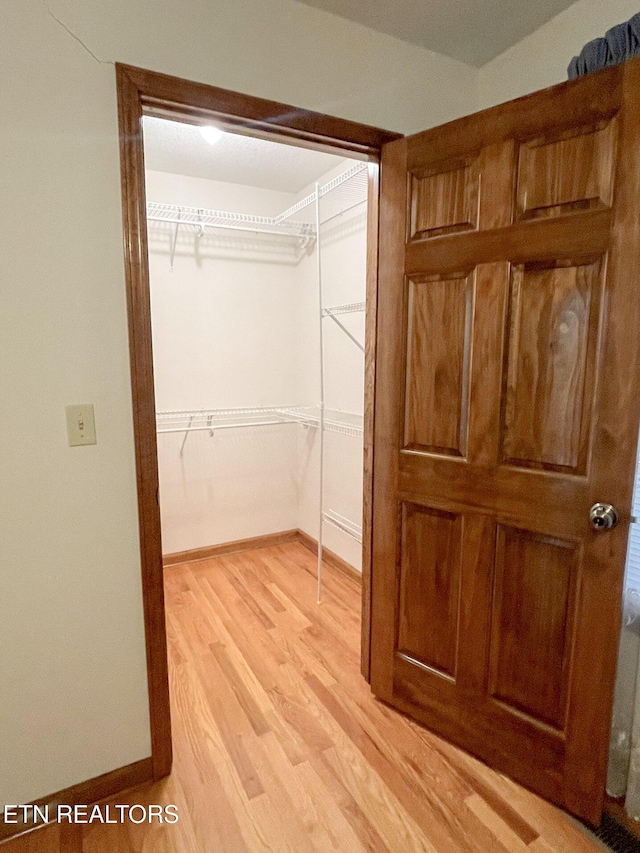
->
[143,117,368,597]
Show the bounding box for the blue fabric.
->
[568,13,640,78]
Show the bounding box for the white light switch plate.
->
[66,404,97,446]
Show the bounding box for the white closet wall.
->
[146,170,300,554]
[146,156,366,573]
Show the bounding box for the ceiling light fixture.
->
[199,125,224,146]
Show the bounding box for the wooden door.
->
[369,59,640,823]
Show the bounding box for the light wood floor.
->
[4,541,602,852]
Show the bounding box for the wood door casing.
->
[370,60,640,823]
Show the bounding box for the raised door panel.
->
[409,159,479,240]
[488,526,579,731]
[397,504,462,680]
[516,119,617,220]
[404,271,474,456]
[501,258,604,473]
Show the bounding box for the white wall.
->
[0,0,478,807]
[479,0,640,109]
[146,170,300,554]
[0,2,154,810]
[45,0,478,135]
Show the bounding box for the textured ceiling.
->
[292,0,579,66]
[143,117,348,193]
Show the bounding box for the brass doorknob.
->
[589,503,618,531]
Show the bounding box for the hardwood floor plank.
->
[454,765,540,844]
[419,741,599,853]
[234,551,288,614]
[528,838,567,853]
[465,793,531,852]
[193,650,265,800]
[2,826,62,853]
[171,651,273,851]
[261,618,338,689]
[265,581,313,630]
[305,673,509,853]
[222,567,277,631]
[322,745,441,853]
[187,568,277,711]
[243,735,336,853]
[308,751,393,853]
[210,642,270,737]
[268,664,335,754]
[292,762,366,853]
[168,661,252,852]
[192,570,313,769]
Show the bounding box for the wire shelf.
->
[319,163,368,226]
[275,193,316,224]
[276,407,363,439]
[156,406,363,440]
[276,162,368,225]
[322,510,362,543]
[319,162,367,197]
[322,302,365,317]
[156,406,295,433]
[156,407,301,457]
[147,202,315,244]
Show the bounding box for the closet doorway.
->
[144,118,368,593]
[116,64,399,782]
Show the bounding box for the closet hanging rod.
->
[157,405,294,417]
[321,199,367,227]
[157,420,289,434]
[320,198,367,227]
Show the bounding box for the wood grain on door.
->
[370,59,640,823]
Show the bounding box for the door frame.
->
[115,63,401,778]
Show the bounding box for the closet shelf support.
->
[324,313,364,353]
[169,212,181,271]
[179,415,193,457]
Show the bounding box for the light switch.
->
[66,404,97,446]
